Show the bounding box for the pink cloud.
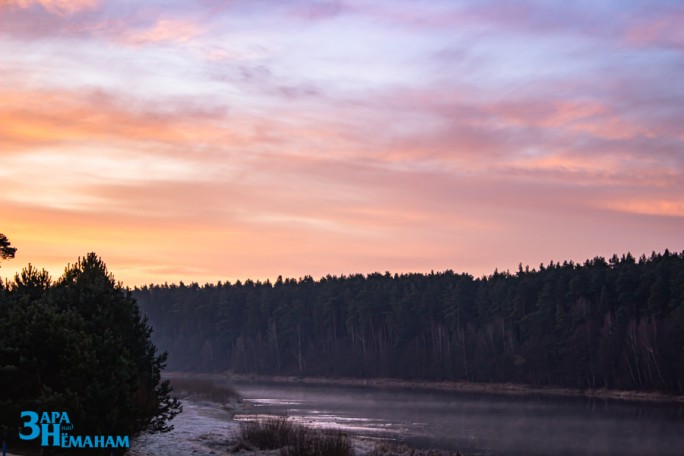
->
[0,2,207,46]
[626,10,684,49]
[493,100,607,129]
[492,98,659,141]
[605,199,684,218]
[2,0,98,15]
[122,19,202,45]
[0,87,234,152]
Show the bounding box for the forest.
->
[135,250,684,393]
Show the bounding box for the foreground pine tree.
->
[0,253,181,450]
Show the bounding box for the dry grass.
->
[169,377,240,403]
[234,416,354,456]
[281,427,353,456]
[238,416,296,450]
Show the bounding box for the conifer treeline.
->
[135,251,684,392]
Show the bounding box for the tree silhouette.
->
[0,233,16,265]
[0,253,181,451]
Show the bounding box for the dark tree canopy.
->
[0,233,17,264]
[137,250,684,394]
[0,253,181,450]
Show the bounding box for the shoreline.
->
[203,372,684,404]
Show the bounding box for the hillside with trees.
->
[135,250,684,393]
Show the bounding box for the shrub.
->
[236,417,354,456]
[239,416,296,450]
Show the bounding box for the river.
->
[232,380,684,456]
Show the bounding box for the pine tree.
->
[0,233,16,265]
[0,253,181,450]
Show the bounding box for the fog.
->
[234,381,684,456]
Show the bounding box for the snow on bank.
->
[129,400,238,455]
[127,397,459,456]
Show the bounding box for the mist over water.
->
[234,381,684,456]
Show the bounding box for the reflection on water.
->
[233,381,684,456]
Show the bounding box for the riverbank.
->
[155,372,684,455]
[223,373,684,404]
[126,397,461,456]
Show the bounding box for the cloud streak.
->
[3,0,98,15]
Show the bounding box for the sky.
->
[1,0,683,287]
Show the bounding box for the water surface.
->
[233,380,684,456]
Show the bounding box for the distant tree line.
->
[135,250,684,393]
